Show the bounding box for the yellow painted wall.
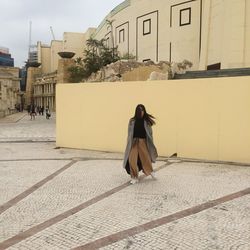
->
[56,76,250,164]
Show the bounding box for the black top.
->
[133,118,146,138]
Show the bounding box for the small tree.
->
[68,38,120,82]
[68,57,86,83]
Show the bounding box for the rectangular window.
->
[180,7,191,26]
[119,29,125,43]
[143,19,151,35]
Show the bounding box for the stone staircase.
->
[173,67,250,80]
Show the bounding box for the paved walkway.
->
[0,112,26,123]
[0,113,249,249]
[0,112,55,142]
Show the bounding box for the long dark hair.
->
[132,104,156,126]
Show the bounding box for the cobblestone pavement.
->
[0,112,55,142]
[0,113,249,249]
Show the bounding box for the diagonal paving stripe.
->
[0,183,131,250]
[0,162,169,250]
[0,160,77,215]
[73,187,250,250]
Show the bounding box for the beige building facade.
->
[0,67,21,118]
[37,42,51,74]
[33,0,250,74]
[63,32,86,59]
[93,0,250,70]
[25,66,41,107]
[33,72,57,111]
[37,29,96,75]
[28,0,250,113]
[62,28,96,60]
[30,40,63,108]
[37,40,63,74]
[32,58,75,110]
[29,30,96,110]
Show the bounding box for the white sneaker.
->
[150,171,156,179]
[130,178,138,184]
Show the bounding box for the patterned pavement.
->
[0,113,249,249]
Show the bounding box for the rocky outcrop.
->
[84,59,192,82]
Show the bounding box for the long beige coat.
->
[123,119,158,168]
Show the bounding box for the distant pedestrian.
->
[45,106,51,119]
[38,106,42,115]
[123,104,158,184]
[27,105,31,114]
[30,105,36,120]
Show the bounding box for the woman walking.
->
[123,104,158,184]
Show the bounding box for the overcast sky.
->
[0,0,123,67]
